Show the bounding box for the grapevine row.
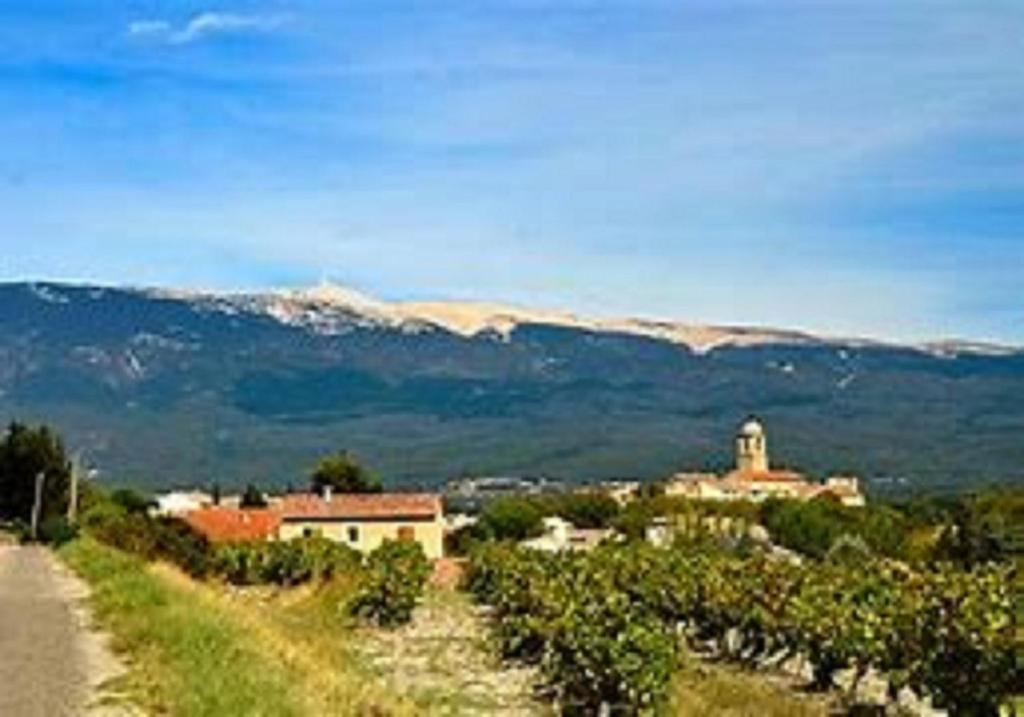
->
[465,541,1019,715]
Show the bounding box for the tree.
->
[0,422,71,523]
[477,497,544,541]
[553,492,621,529]
[109,488,153,515]
[310,451,382,495]
[240,483,268,508]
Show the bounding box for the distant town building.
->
[521,516,614,553]
[664,418,865,507]
[443,475,566,512]
[182,490,446,558]
[154,490,213,516]
[594,480,641,506]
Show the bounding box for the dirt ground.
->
[0,545,136,717]
[353,588,549,716]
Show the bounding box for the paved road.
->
[0,545,92,716]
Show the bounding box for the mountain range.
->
[1,280,1021,494]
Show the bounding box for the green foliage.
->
[0,421,71,523]
[80,492,211,577]
[466,542,1021,715]
[239,483,267,508]
[213,537,361,586]
[82,487,364,586]
[151,516,213,578]
[443,524,480,557]
[310,451,382,495]
[933,490,1024,566]
[349,540,431,627]
[823,533,873,565]
[37,515,79,546]
[549,492,621,529]
[470,492,623,544]
[466,543,683,712]
[475,496,545,541]
[761,499,909,559]
[760,499,852,558]
[109,488,154,514]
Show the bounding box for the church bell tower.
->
[735,417,768,473]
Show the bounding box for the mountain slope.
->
[1,281,1022,492]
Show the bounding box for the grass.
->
[59,538,411,716]
[670,661,831,717]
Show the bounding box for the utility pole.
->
[30,471,45,541]
[67,455,80,525]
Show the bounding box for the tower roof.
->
[738,417,764,437]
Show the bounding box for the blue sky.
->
[1,1,1022,342]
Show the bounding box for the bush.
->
[476,497,544,541]
[213,537,362,586]
[38,516,79,546]
[152,517,212,578]
[349,540,430,627]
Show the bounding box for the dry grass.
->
[207,572,423,716]
[670,660,832,717]
[59,538,306,717]
[61,539,413,716]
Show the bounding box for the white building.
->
[521,516,614,553]
[154,490,213,516]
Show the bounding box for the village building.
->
[276,491,445,559]
[521,516,614,553]
[154,490,214,516]
[595,480,642,505]
[182,489,446,558]
[664,418,865,507]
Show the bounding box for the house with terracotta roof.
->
[276,491,445,558]
[182,507,282,542]
[664,418,865,507]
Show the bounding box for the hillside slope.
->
[1,281,1022,491]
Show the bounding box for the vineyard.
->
[465,540,1020,715]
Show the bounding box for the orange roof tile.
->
[278,493,442,521]
[726,469,808,483]
[183,508,281,542]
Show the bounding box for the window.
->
[397,526,415,542]
[347,526,359,543]
[302,527,322,538]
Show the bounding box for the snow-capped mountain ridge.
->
[137,281,1019,356]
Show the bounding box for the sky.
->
[0,1,1022,343]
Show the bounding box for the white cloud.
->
[126,12,289,45]
[127,20,171,37]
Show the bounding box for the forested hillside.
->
[2,282,1022,491]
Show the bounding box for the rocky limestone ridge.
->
[141,281,1018,357]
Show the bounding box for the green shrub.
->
[38,516,79,546]
[476,497,544,541]
[349,540,430,627]
[212,537,361,586]
[152,517,212,578]
[78,494,211,577]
